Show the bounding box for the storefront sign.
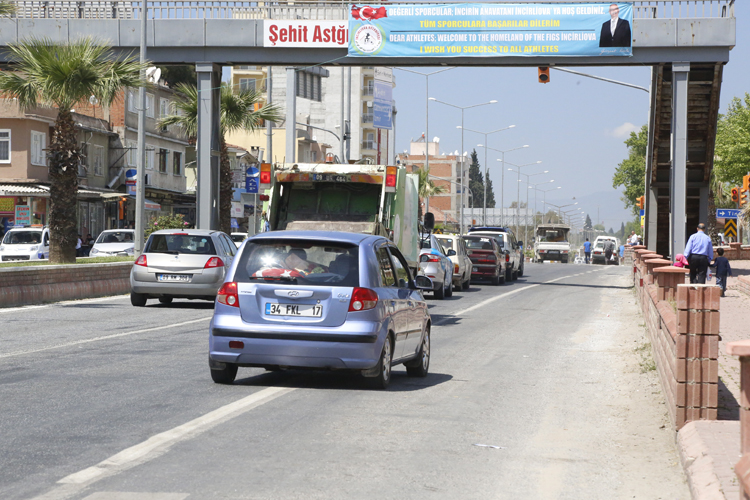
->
[15,205,31,225]
[264,20,349,47]
[0,197,14,213]
[231,202,244,218]
[348,2,633,57]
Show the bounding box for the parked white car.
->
[230,232,248,248]
[0,226,50,262]
[90,229,135,257]
[435,234,472,290]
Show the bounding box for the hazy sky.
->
[391,1,748,231]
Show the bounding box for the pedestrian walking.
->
[684,223,714,284]
[711,247,732,297]
[583,238,591,264]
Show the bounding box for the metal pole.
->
[460,110,464,234]
[134,0,147,256]
[340,68,345,162]
[285,67,296,163]
[425,75,429,215]
[266,66,273,164]
[346,67,351,162]
[525,180,529,245]
[516,168,521,238]
[501,151,505,226]
[483,132,487,225]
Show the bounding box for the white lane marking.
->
[0,294,129,314]
[0,317,211,359]
[33,387,294,500]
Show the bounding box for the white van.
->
[592,236,620,265]
[0,226,50,261]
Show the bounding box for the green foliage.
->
[0,256,134,268]
[714,93,750,184]
[0,2,16,15]
[159,65,196,88]
[417,166,446,199]
[485,172,496,208]
[593,223,606,231]
[468,149,485,208]
[584,214,593,230]
[145,213,189,238]
[612,124,647,216]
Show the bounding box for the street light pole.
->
[516,171,549,246]
[395,67,454,216]
[485,145,528,226]
[429,97,497,234]
[505,160,542,240]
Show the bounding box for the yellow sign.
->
[0,198,14,213]
[725,219,737,238]
[640,215,645,227]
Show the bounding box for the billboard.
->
[264,20,349,47]
[349,3,633,58]
[373,80,393,129]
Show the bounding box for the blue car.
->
[209,231,434,389]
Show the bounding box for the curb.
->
[677,421,728,500]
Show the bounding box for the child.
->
[711,248,732,297]
[674,254,688,268]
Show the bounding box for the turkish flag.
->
[351,5,387,20]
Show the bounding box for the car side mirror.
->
[423,212,435,231]
[414,275,433,291]
[447,249,456,256]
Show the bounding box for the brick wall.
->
[737,276,750,297]
[633,252,719,429]
[713,243,750,261]
[0,262,133,308]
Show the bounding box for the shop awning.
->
[124,195,161,211]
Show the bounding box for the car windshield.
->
[96,231,134,244]
[231,234,246,243]
[436,238,454,250]
[462,236,494,250]
[145,234,217,255]
[2,230,42,244]
[234,240,359,287]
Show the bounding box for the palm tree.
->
[0,2,16,16]
[160,82,282,234]
[416,166,446,220]
[0,37,147,263]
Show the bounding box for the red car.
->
[461,235,507,286]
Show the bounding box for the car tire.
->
[367,336,393,389]
[210,362,238,384]
[491,274,500,286]
[506,267,513,282]
[512,270,518,281]
[130,292,147,307]
[434,281,445,300]
[462,275,470,290]
[445,277,453,297]
[518,265,524,277]
[159,297,173,305]
[406,328,430,377]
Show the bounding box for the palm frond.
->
[0,2,16,16]
[157,82,198,138]
[221,83,283,135]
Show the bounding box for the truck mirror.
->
[423,212,435,231]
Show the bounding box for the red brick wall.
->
[0,262,133,308]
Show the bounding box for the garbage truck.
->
[266,162,420,271]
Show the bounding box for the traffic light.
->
[741,191,748,208]
[732,187,739,203]
[538,67,550,83]
[259,162,272,187]
[743,173,750,195]
[637,196,645,210]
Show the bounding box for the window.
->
[146,147,155,170]
[239,78,256,93]
[127,88,137,113]
[93,145,104,176]
[388,247,411,287]
[377,247,396,287]
[295,71,321,101]
[30,131,46,166]
[172,151,182,176]
[146,93,155,118]
[237,65,257,70]
[159,98,170,118]
[79,142,89,177]
[126,140,137,166]
[311,151,317,162]
[158,148,168,173]
[0,130,10,163]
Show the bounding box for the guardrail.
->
[6,0,735,21]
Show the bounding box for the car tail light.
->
[420,254,440,263]
[454,264,459,273]
[217,282,239,307]
[172,233,188,236]
[204,257,225,268]
[478,255,497,263]
[135,255,148,267]
[228,340,244,349]
[348,287,378,312]
[385,166,397,187]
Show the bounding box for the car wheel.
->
[445,277,453,297]
[159,297,173,305]
[506,267,513,282]
[406,328,430,377]
[462,275,470,290]
[518,266,524,277]
[512,270,518,281]
[130,292,147,307]
[491,274,500,286]
[367,336,393,389]
[210,362,238,384]
[434,281,445,300]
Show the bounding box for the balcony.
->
[362,113,373,123]
[362,141,376,151]
[363,85,374,96]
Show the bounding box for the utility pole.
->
[134,0,147,256]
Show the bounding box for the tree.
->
[485,171,496,208]
[593,223,606,231]
[612,124,647,215]
[584,214,593,230]
[608,227,615,235]
[158,65,197,88]
[0,37,147,263]
[160,83,282,234]
[468,149,485,209]
[0,2,16,15]
[714,93,750,185]
[416,166,446,219]
[509,201,527,209]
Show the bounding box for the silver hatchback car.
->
[208,231,434,389]
[130,229,237,306]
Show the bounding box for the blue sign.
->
[639,209,644,216]
[717,209,741,219]
[373,80,393,129]
[231,218,239,229]
[349,3,633,58]
[245,166,259,194]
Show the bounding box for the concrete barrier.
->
[0,262,133,308]
[713,242,750,261]
[633,250,719,429]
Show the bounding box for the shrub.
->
[144,213,189,238]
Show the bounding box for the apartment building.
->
[226,65,396,165]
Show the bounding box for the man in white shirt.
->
[628,231,639,245]
[599,3,631,47]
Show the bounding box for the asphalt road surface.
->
[0,263,689,500]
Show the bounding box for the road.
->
[0,263,689,500]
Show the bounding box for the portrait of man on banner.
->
[599,3,632,47]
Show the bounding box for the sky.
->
[390,1,749,232]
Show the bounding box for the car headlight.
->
[29,245,38,252]
[90,248,99,255]
[125,248,134,255]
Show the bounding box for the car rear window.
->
[462,236,495,250]
[96,231,134,244]
[145,234,217,255]
[234,240,359,287]
[3,230,43,244]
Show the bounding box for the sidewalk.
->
[677,260,750,499]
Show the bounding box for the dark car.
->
[462,235,506,285]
